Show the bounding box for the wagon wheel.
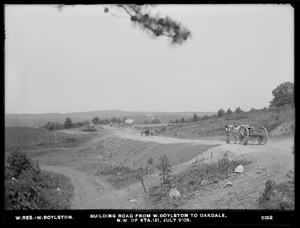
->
[238,125,249,145]
[258,127,268,145]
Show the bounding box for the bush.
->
[157,155,172,184]
[258,171,294,210]
[193,113,201,122]
[217,109,225,117]
[147,154,252,208]
[151,119,161,124]
[64,117,73,129]
[5,149,73,210]
[7,149,33,178]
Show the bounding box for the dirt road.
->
[42,126,294,209]
[103,125,223,145]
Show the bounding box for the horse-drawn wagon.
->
[236,125,268,145]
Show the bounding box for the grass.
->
[5,127,98,153]
[146,154,252,209]
[160,106,295,139]
[5,150,74,210]
[94,164,140,189]
[258,171,294,210]
[38,171,74,209]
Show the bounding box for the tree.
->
[157,154,172,184]
[226,108,233,115]
[202,115,210,121]
[269,82,294,107]
[122,117,127,123]
[92,117,101,125]
[64,117,73,129]
[55,5,192,45]
[151,118,161,124]
[105,5,191,45]
[180,117,185,123]
[100,119,110,125]
[110,117,119,123]
[193,113,200,122]
[44,121,53,131]
[234,107,244,114]
[217,108,225,117]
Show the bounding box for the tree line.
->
[170,81,294,124]
[43,116,130,131]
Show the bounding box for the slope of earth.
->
[11,120,293,209]
[101,126,221,170]
[160,106,295,140]
[177,137,294,209]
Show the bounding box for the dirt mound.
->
[269,121,294,137]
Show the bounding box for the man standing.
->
[225,125,232,143]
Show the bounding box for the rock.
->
[223,181,233,188]
[129,198,137,203]
[56,188,60,191]
[234,165,244,173]
[169,188,181,198]
[99,188,104,192]
[257,171,262,174]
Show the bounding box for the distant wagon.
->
[141,129,150,136]
[83,124,97,132]
[141,129,155,136]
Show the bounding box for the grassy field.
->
[5,127,98,153]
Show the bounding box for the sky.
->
[5,4,294,114]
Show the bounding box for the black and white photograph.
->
[4,3,295,225]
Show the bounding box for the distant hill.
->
[5,110,215,127]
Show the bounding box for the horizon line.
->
[5,109,217,115]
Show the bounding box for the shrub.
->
[217,109,225,117]
[64,117,73,129]
[5,149,73,210]
[151,119,161,124]
[92,117,100,125]
[157,155,172,184]
[147,154,252,209]
[180,118,186,123]
[258,171,294,210]
[7,149,33,178]
[193,113,201,122]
